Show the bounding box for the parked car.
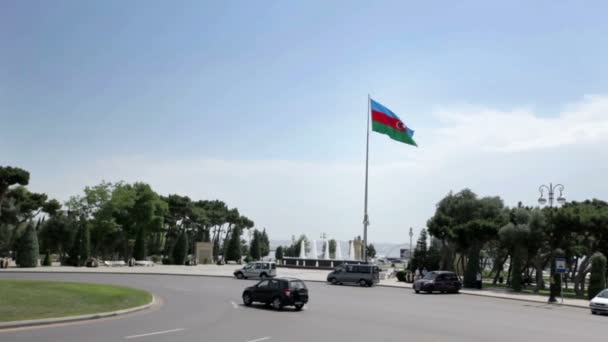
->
[413,271,461,294]
[326,264,380,287]
[590,289,608,315]
[233,261,277,279]
[242,277,309,311]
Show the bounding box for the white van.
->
[233,261,277,279]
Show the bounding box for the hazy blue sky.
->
[2,1,608,246]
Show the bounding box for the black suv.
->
[413,271,461,294]
[242,277,309,311]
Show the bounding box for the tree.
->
[67,221,90,266]
[225,227,242,262]
[427,189,506,288]
[409,229,428,272]
[16,222,38,267]
[42,250,51,266]
[425,237,442,271]
[366,243,376,259]
[133,226,146,260]
[250,230,261,260]
[38,212,77,263]
[588,252,607,300]
[172,230,188,265]
[260,229,270,257]
[329,239,337,259]
[0,166,30,214]
[275,246,284,260]
[499,223,530,291]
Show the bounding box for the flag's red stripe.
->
[372,110,406,132]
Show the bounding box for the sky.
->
[2,0,608,245]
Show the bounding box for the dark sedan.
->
[414,271,461,294]
[242,277,309,311]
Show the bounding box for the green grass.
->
[0,279,152,322]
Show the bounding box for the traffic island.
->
[0,279,154,328]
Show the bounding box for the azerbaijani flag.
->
[371,99,417,147]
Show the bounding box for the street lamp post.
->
[537,182,566,303]
[409,227,413,260]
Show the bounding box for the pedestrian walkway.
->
[1,265,590,309]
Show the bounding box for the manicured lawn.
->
[0,279,152,322]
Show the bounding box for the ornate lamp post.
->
[537,183,566,303]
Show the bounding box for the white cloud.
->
[431,94,608,152]
[22,95,608,245]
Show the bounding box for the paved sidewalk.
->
[1,265,590,309]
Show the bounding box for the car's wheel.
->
[591,310,597,315]
[330,278,338,285]
[294,304,304,311]
[242,292,252,306]
[359,279,367,287]
[235,272,244,279]
[415,290,420,294]
[260,273,268,279]
[272,297,282,310]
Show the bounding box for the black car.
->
[242,277,309,311]
[413,271,461,294]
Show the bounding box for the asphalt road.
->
[0,273,604,342]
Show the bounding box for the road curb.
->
[1,270,589,310]
[0,294,157,330]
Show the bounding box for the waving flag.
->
[370,99,417,147]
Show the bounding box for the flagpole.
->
[363,94,371,263]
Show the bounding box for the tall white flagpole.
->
[363,94,371,262]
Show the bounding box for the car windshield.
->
[598,290,608,298]
[423,272,436,280]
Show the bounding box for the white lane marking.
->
[246,337,271,342]
[231,301,239,309]
[124,328,185,339]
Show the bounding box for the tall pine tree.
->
[16,222,39,268]
[249,230,261,260]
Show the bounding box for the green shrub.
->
[16,223,39,268]
[396,270,407,282]
[588,252,607,300]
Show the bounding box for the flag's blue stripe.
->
[371,99,399,119]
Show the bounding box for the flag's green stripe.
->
[372,121,417,147]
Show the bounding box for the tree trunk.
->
[574,256,591,296]
[492,253,508,285]
[534,257,544,292]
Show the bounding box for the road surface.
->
[0,273,603,342]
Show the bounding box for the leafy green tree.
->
[225,227,242,262]
[409,229,428,272]
[16,222,39,267]
[425,237,442,271]
[249,230,261,260]
[260,229,270,257]
[428,189,506,288]
[0,166,29,211]
[499,223,530,291]
[172,230,188,265]
[588,252,607,299]
[329,239,337,259]
[38,212,77,263]
[133,226,146,260]
[275,246,284,260]
[367,243,376,259]
[67,221,90,267]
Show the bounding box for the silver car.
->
[590,289,608,315]
[234,261,277,279]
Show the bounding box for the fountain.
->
[323,239,330,260]
[311,240,318,259]
[299,239,306,259]
[349,240,355,260]
[336,241,343,260]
